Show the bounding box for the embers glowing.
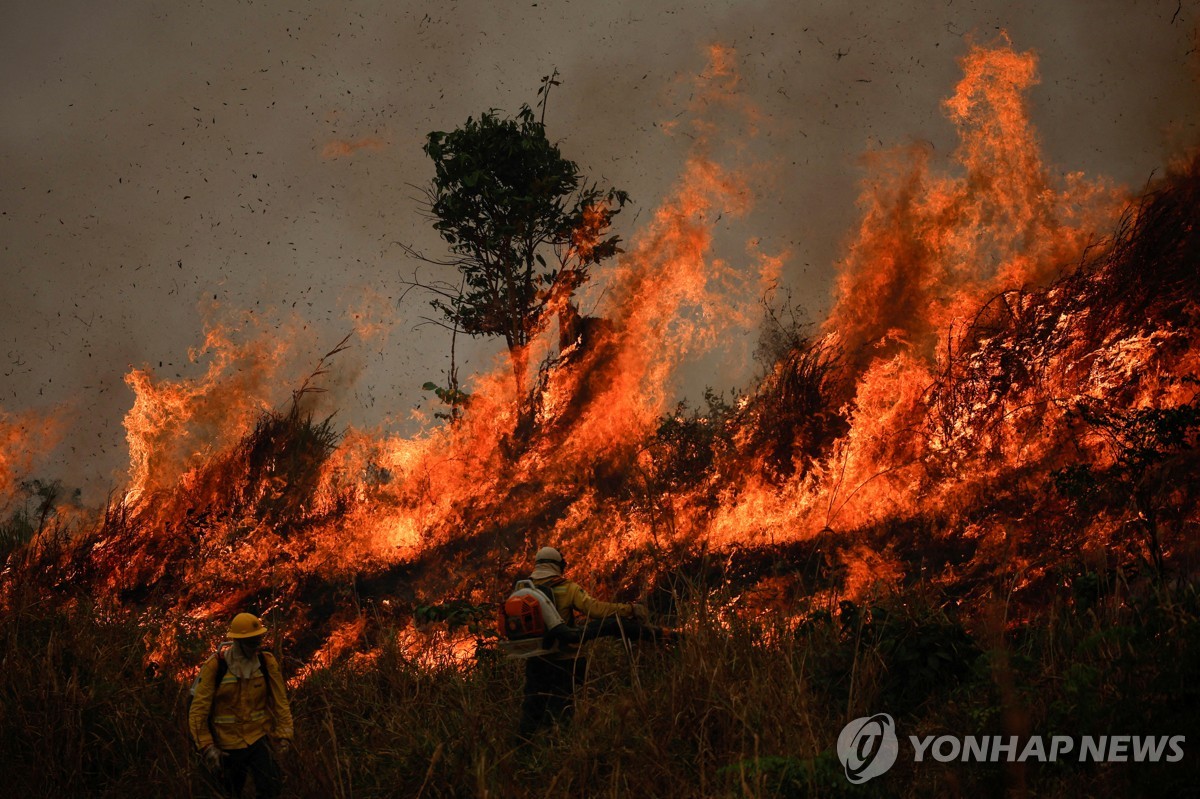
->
[10,39,1198,682]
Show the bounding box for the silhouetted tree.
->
[408,75,628,413]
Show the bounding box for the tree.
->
[411,78,628,410]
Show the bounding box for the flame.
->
[9,40,1200,680]
[294,617,368,682]
[122,321,298,504]
[827,36,1120,375]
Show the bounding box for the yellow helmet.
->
[227,612,267,639]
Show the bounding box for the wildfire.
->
[122,321,297,505]
[827,36,1120,375]
[5,38,1199,680]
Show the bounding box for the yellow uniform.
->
[189,649,294,752]
[533,576,635,658]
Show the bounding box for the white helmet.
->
[535,546,563,564]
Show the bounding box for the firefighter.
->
[189,612,294,799]
[519,546,648,736]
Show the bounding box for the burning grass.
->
[3,52,1200,672]
[2,38,1200,796]
[2,573,1197,797]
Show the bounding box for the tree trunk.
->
[509,343,529,406]
[507,342,537,449]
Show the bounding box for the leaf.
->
[419,92,627,353]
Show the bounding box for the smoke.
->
[321,138,388,159]
[1,0,1197,503]
[0,409,62,502]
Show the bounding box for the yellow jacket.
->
[189,648,294,751]
[533,576,635,658]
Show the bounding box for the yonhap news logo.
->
[837,713,899,784]
[836,713,1187,784]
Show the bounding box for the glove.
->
[629,602,650,623]
[276,738,292,756]
[203,745,224,770]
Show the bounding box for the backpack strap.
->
[534,581,557,606]
[258,651,279,706]
[219,649,272,683]
[210,650,276,699]
[537,577,573,625]
[214,652,228,686]
[533,583,558,646]
[195,651,228,728]
[209,648,270,690]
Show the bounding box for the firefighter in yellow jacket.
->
[521,546,647,736]
[189,612,294,799]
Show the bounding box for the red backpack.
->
[497,581,559,639]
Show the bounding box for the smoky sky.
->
[2,0,1197,502]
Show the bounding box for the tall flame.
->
[9,39,1200,677]
[122,319,312,505]
[827,36,1120,375]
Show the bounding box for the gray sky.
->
[2,0,1197,501]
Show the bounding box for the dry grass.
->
[2,574,1198,799]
